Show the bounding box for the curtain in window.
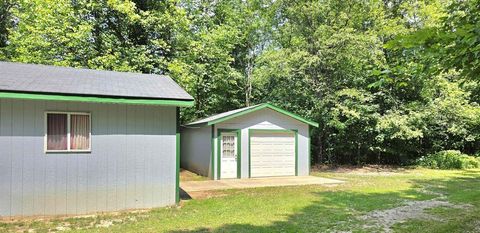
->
[70,114,90,150]
[47,114,68,150]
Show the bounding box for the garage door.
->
[250,131,296,177]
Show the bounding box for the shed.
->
[0,62,193,217]
[181,104,318,180]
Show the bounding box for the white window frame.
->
[44,111,92,153]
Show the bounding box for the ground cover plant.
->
[416,150,480,170]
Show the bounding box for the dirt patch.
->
[473,220,480,232]
[313,165,410,174]
[184,191,228,200]
[359,199,471,232]
[0,209,152,233]
[180,169,209,182]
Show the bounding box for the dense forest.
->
[0,0,479,165]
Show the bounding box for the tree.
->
[170,0,272,122]
[3,0,189,73]
[3,0,92,66]
[0,0,15,52]
[253,0,385,163]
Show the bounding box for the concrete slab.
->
[181,176,345,193]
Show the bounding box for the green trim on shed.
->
[210,125,215,180]
[308,125,311,175]
[248,130,252,178]
[237,132,242,179]
[0,91,194,107]
[216,129,241,180]
[248,129,298,178]
[175,107,180,204]
[294,129,298,176]
[208,104,318,127]
[189,103,318,127]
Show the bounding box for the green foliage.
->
[3,0,189,72]
[437,0,480,81]
[4,0,92,66]
[0,0,15,51]
[321,89,380,164]
[376,75,480,163]
[170,0,272,121]
[416,150,480,170]
[385,0,480,93]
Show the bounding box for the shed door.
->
[221,133,238,179]
[250,131,295,177]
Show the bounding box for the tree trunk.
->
[245,58,253,106]
[317,132,324,164]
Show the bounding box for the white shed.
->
[181,104,318,180]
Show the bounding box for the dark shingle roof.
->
[0,62,193,100]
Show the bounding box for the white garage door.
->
[250,131,296,177]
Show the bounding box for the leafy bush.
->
[416,150,480,169]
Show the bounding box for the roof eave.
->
[204,103,319,127]
[0,91,195,107]
[182,122,209,128]
[266,104,319,127]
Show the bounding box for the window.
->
[45,112,91,152]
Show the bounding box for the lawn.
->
[1,168,479,233]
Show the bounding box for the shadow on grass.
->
[170,170,480,233]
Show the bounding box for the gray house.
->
[181,104,318,180]
[0,62,193,217]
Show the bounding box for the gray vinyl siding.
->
[0,99,177,217]
[180,126,212,177]
[214,108,310,179]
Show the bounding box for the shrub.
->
[416,150,480,169]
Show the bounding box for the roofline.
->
[0,91,194,107]
[0,61,172,78]
[187,103,319,127]
[0,89,194,101]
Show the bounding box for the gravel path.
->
[359,198,471,232]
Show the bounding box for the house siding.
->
[180,126,212,177]
[0,99,177,217]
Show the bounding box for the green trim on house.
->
[248,130,252,178]
[248,129,298,178]
[308,125,311,175]
[0,91,195,107]
[175,107,180,204]
[236,130,242,179]
[206,103,318,127]
[294,129,298,176]
[210,125,215,180]
[216,129,241,180]
[216,132,221,180]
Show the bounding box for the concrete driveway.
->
[181,176,344,193]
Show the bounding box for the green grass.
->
[1,168,479,233]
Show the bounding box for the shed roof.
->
[186,103,319,127]
[0,62,194,106]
